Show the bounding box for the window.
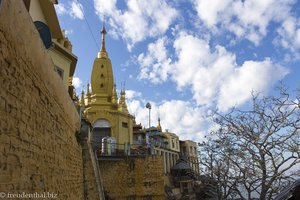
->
[182,147,186,155]
[122,122,128,128]
[55,66,64,79]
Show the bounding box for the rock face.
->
[0,0,85,199]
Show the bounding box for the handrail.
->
[93,149,105,199]
[93,142,153,157]
[87,140,105,200]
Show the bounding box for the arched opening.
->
[92,119,111,150]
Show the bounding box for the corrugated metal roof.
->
[274,179,300,200]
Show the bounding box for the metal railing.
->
[93,141,155,157]
[133,138,168,149]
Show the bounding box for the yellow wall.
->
[0,1,84,198]
[99,156,165,199]
[29,0,47,24]
[85,109,133,145]
[164,132,180,152]
[29,0,75,91]
[49,48,72,89]
[181,140,198,157]
[91,57,114,97]
[180,140,200,174]
[85,30,133,146]
[155,148,179,175]
[117,114,133,144]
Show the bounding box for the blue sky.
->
[55,0,300,141]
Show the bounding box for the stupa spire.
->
[157,117,162,131]
[79,89,85,107]
[98,18,108,58]
[86,83,91,104]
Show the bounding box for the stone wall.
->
[79,119,105,200]
[0,0,83,199]
[99,156,165,200]
[83,143,103,200]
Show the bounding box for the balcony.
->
[94,142,154,160]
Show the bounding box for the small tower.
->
[79,89,85,107]
[85,25,134,148]
[118,89,128,113]
[157,117,162,132]
[133,116,136,125]
[90,24,114,100]
[86,83,91,104]
[112,83,118,105]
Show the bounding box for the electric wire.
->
[75,0,100,51]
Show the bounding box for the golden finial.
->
[112,83,118,105]
[157,117,162,131]
[98,16,108,58]
[79,89,85,107]
[86,83,91,104]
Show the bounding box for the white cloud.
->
[274,16,300,59]
[64,29,73,36]
[125,90,142,100]
[193,0,232,27]
[72,76,82,89]
[218,59,289,111]
[173,33,289,111]
[137,32,289,112]
[137,37,172,83]
[70,1,84,20]
[55,3,66,15]
[126,96,208,141]
[93,0,178,50]
[192,0,295,45]
[55,1,84,20]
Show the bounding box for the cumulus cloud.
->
[55,3,66,15]
[274,16,300,59]
[217,59,289,111]
[137,37,172,83]
[72,76,82,89]
[125,90,142,100]
[55,1,84,20]
[137,32,289,112]
[70,1,84,20]
[174,33,289,111]
[192,0,295,45]
[93,0,178,50]
[126,95,208,141]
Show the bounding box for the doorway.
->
[92,119,111,150]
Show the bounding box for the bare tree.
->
[200,87,300,200]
